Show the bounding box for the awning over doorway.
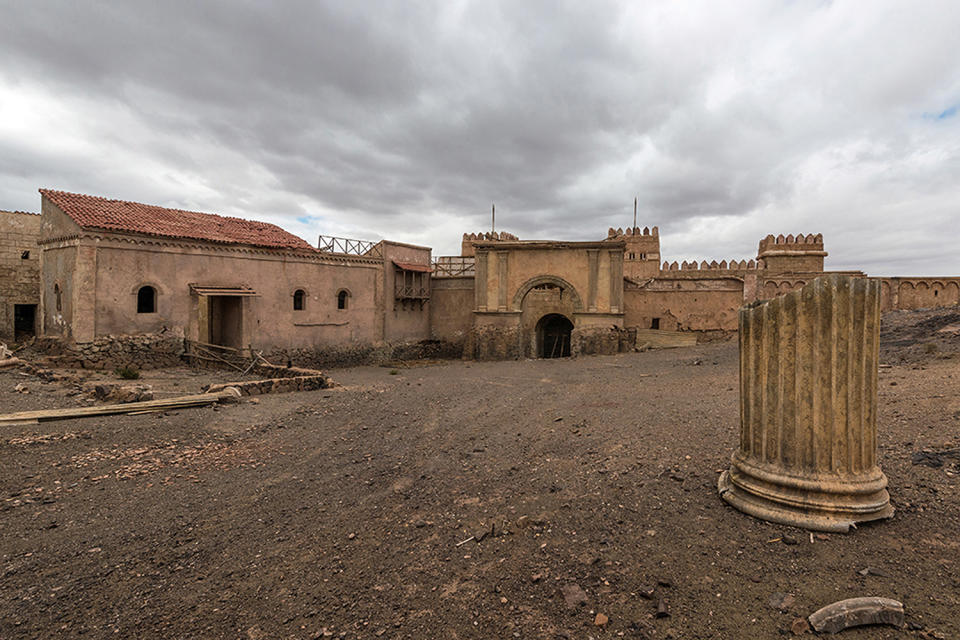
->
[189,284,258,296]
[393,261,432,273]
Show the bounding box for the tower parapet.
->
[608,226,660,279]
[757,233,826,273]
[461,231,519,257]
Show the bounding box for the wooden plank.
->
[0,391,237,424]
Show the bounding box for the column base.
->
[718,459,894,533]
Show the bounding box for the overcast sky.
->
[1,1,958,275]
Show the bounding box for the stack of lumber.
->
[0,389,240,426]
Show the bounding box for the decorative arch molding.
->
[512,275,583,312]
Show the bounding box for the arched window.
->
[293,289,306,311]
[337,290,349,310]
[137,286,156,314]
[54,284,62,312]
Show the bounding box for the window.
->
[337,290,349,310]
[21,250,30,259]
[54,284,62,312]
[628,252,636,260]
[293,289,306,311]
[137,286,156,314]
[651,318,661,330]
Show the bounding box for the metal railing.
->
[432,256,476,277]
[317,235,382,258]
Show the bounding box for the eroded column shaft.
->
[720,274,892,532]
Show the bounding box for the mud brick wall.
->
[0,211,41,341]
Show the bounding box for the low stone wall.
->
[204,374,332,396]
[572,327,635,356]
[265,339,463,370]
[465,326,521,360]
[27,332,185,370]
[466,325,640,360]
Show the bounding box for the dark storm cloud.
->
[0,1,957,272]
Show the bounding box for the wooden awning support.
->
[189,284,258,296]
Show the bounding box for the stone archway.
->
[516,277,581,358]
[512,275,583,312]
[537,313,573,358]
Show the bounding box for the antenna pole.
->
[492,204,495,233]
[633,197,637,230]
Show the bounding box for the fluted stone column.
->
[719,275,893,532]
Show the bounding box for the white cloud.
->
[0,0,957,272]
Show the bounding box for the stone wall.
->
[465,326,522,360]
[266,339,463,369]
[0,211,41,341]
[205,374,332,396]
[572,326,636,356]
[30,331,186,370]
[466,324,638,360]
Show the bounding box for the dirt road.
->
[2,312,958,638]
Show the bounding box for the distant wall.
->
[430,277,474,343]
[0,211,41,341]
[879,278,960,311]
[624,278,744,331]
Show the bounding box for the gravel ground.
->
[1,309,959,639]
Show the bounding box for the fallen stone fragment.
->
[656,597,670,618]
[560,583,588,610]
[594,612,608,627]
[857,567,890,578]
[768,592,796,612]
[807,597,904,634]
[637,585,656,599]
[791,617,810,635]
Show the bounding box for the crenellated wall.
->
[607,226,661,279]
[757,233,826,273]
[461,231,519,257]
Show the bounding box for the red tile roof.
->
[40,189,315,251]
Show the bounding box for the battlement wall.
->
[661,258,758,273]
[461,231,519,257]
[758,233,824,255]
[606,226,659,238]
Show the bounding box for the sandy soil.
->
[1,310,958,639]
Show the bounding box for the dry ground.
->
[1,311,959,639]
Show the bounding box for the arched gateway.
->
[537,313,573,358]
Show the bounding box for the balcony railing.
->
[317,235,382,258]
[432,256,476,277]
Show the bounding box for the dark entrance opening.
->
[537,313,573,358]
[14,304,36,340]
[208,296,243,349]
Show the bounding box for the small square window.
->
[21,250,30,259]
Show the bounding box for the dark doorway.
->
[208,296,243,348]
[14,304,36,340]
[537,313,573,358]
